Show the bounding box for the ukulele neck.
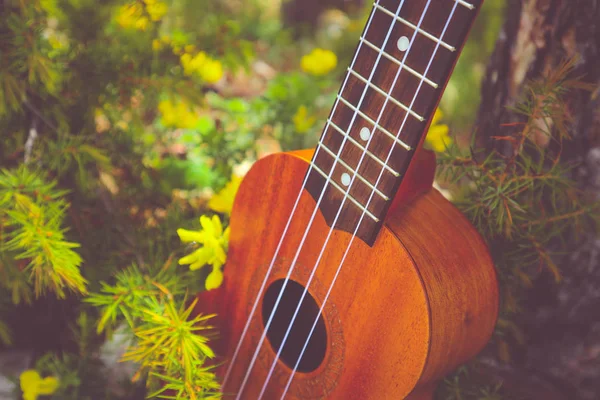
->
[304,0,483,245]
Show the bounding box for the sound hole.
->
[262,279,327,373]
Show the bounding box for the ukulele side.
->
[195,149,498,399]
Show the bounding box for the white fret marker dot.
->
[360,127,371,141]
[341,173,351,186]
[397,36,410,52]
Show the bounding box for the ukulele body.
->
[199,148,498,399]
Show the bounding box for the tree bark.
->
[476,1,600,399]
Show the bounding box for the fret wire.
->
[373,3,456,52]
[360,37,439,89]
[337,95,414,151]
[317,142,390,201]
[326,119,400,177]
[456,0,475,10]
[347,68,429,118]
[309,162,380,222]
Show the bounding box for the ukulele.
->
[197,0,498,398]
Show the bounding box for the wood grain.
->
[306,0,485,245]
[196,148,498,399]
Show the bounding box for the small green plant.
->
[86,262,220,399]
[435,59,598,399]
[0,167,86,302]
[438,366,506,400]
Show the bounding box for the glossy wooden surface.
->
[306,0,484,244]
[197,149,498,399]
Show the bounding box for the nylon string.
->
[233,0,401,395]
[224,3,382,395]
[257,0,425,396]
[280,2,460,398]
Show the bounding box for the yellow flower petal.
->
[431,108,443,125]
[223,227,230,244]
[180,51,224,83]
[214,245,226,266]
[20,370,41,392]
[178,250,200,265]
[429,124,449,139]
[146,1,168,21]
[199,59,224,84]
[190,251,211,271]
[36,376,60,395]
[177,214,229,284]
[199,215,214,236]
[193,247,213,267]
[205,268,224,290]
[301,48,337,76]
[134,16,149,31]
[20,370,59,400]
[425,108,451,153]
[188,260,205,271]
[208,175,242,215]
[177,228,204,243]
[158,98,198,129]
[211,215,223,236]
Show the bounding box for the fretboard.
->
[305,0,482,246]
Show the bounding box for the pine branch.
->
[0,167,86,299]
[87,264,220,399]
[436,57,599,375]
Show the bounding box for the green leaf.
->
[196,116,216,135]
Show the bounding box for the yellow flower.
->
[134,16,149,31]
[177,215,230,290]
[199,58,224,83]
[205,265,224,289]
[292,105,317,133]
[301,48,338,76]
[425,108,452,152]
[145,0,168,21]
[158,98,198,129]
[176,228,204,243]
[180,51,224,84]
[208,175,242,216]
[152,39,162,51]
[180,52,193,72]
[116,3,144,30]
[20,370,59,400]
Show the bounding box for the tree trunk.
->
[476,1,600,399]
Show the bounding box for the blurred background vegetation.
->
[0,0,536,399]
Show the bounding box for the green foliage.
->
[1,0,264,397]
[438,367,506,400]
[0,167,86,301]
[86,263,184,334]
[435,59,598,398]
[131,299,219,399]
[257,71,336,151]
[44,136,111,191]
[86,263,219,399]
